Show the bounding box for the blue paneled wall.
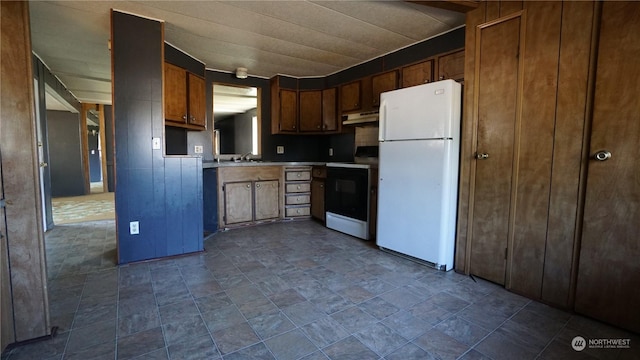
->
[111,11,203,263]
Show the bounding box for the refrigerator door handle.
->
[379,101,387,141]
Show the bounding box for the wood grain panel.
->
[164,62,188,123]
[508,1,562,298]
[542,1,595,308]
[224,181,253,224]
[255,180,280,221]
[456,2,485,273]
[280,89,298,132]
[401,60,434,87]
[575,1,640,333]
[188,73,206,127]
[485,0,500,21]
[469,14,522,285]
[500,1,523,16]
[299,90,322,132]
[322,88,338,132]
[0,154,16,351]
[0,0,50,341]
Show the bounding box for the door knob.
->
[593,150,611,161]
[476,153,489,160]
[40,162,48,167]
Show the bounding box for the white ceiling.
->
[28,1,465,106]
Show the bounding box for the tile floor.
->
[2,220,638,360]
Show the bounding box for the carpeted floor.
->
[52,191,115,225]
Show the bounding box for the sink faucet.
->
[241,152,252,161]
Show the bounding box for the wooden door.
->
[575,1,640,333]
[280,89,298,132]
[0,152,16,351]
[468,14,522,285]
[299,90,322,132]
[340,81,361,113]
[402,60,434,88]
[224,181,253,225]
[322,88,338,132]
[187,73,206,127]
[254,180,280,221]
[164,62,187,123]
[372,71,398,107]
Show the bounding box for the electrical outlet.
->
[194,145,203,154]
[329,148,334,156]
[277,146,285,154]
[129,221,139,235]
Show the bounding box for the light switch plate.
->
[152,137,161,150]
[277,146,285,154]
[194,145,203,154]
[329,148,334,156]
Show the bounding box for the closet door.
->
[575,1,640,333]
[468,13,523,285]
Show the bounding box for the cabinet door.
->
[575,1,640,333]
[437,49,465,82]
[322,88,338,132]
[224,181,253,225]
[280,89,298,132]
[469,15,521,286]
[311,179,325,221]
[188,73,206,127]
[0,165,15,349]
[372,71,398,107]
[254,180,280,221]
[402,60,434,88]
[164,62,187,123]
[340,81,361,113]
[299,90,322,132]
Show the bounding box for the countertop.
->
[202,161,326,169]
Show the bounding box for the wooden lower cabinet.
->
[311,179,325,221]
[254,180,280,221]
[218,166,282,228]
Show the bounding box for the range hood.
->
[342,110,379,125]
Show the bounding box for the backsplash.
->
[355,126,379,147]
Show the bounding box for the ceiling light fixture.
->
[235,67,248,79]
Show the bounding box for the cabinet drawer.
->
[286,194,310,205]
[286,171,311,181]
[285,206,311,217]
[286,183,311,193]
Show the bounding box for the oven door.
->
[325,167,369,221]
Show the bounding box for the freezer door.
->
[379,79,461,141]
[376,139,458,269]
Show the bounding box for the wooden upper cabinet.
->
[436,49,465,82]
[322,88,338,132]
[372,70,398,106]
[402,59,434,88]
[188,73,206,127]
[164,62,206,129]
[164,62,188,123]
[279,89,298,132]
[299,90,322,132]
[340,80,361,113]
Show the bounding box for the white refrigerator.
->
[376,80,461,271]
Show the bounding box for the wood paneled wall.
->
[0,0,50,342]
[456,0,598,308]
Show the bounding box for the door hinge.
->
[505,247,508,260]
[0,199,5,208]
